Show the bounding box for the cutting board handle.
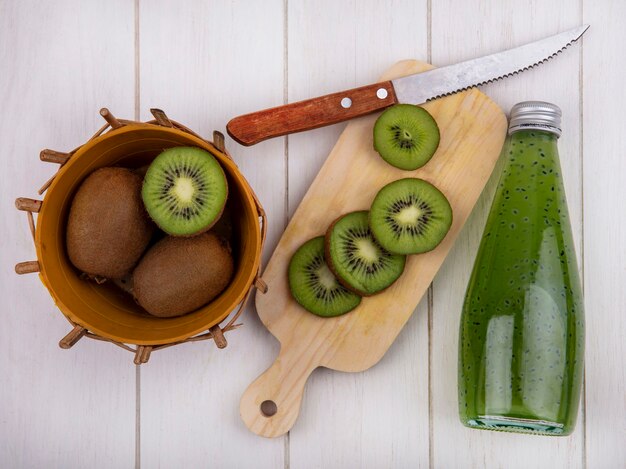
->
[240,345,319,438]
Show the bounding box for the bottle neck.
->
[506,129,560,165]
[509,128,559,140]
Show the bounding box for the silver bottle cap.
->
[508,101,562,137]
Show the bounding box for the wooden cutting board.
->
[240,60,507,437]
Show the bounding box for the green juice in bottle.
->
[458,102,584,435]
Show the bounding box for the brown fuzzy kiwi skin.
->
[323,214,374,297]
[112,272,135,296]
[132,232,234,318]
[66,167,155,279]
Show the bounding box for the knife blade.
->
[227,25,589,146]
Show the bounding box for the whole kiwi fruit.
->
[66,167,154,279]
[133,232,234,318]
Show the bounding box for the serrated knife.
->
[227,25,588,146]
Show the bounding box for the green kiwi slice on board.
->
[373,104,440,170]
[142,147,228,236]
[370,178,452,255]
[325,211,406,296]
[288,236,362,317]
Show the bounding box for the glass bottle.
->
[458,101,584,435]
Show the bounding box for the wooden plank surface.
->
[0,1,137,468]
[137,0,286,467]
[582,0,626,467]
[1,0,625,468]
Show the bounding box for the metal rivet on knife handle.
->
[341,97,352,109]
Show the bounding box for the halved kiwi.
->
[288,237,361,317]
[142,146,228,236]
[369,178,452,255]
[325,211,406,296]
[373,104,440,170]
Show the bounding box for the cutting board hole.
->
[260,400,277,417]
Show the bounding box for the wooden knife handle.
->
[226,81,397,146]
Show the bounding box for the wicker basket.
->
[15,108,267,364]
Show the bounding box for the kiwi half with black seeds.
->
[142,147,228,236]
[288,236,361,317]
[369,178,452,255]
[373,104,440,170]
[325,211,406,296]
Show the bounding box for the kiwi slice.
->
[142,146,228,236]
[373,104,440,170]
[288,237,361,317]
[325,211,406,296]
[370,178,452,255]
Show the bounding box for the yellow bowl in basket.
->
[36,122,263,346]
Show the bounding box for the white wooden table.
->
[2,1,624,468]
